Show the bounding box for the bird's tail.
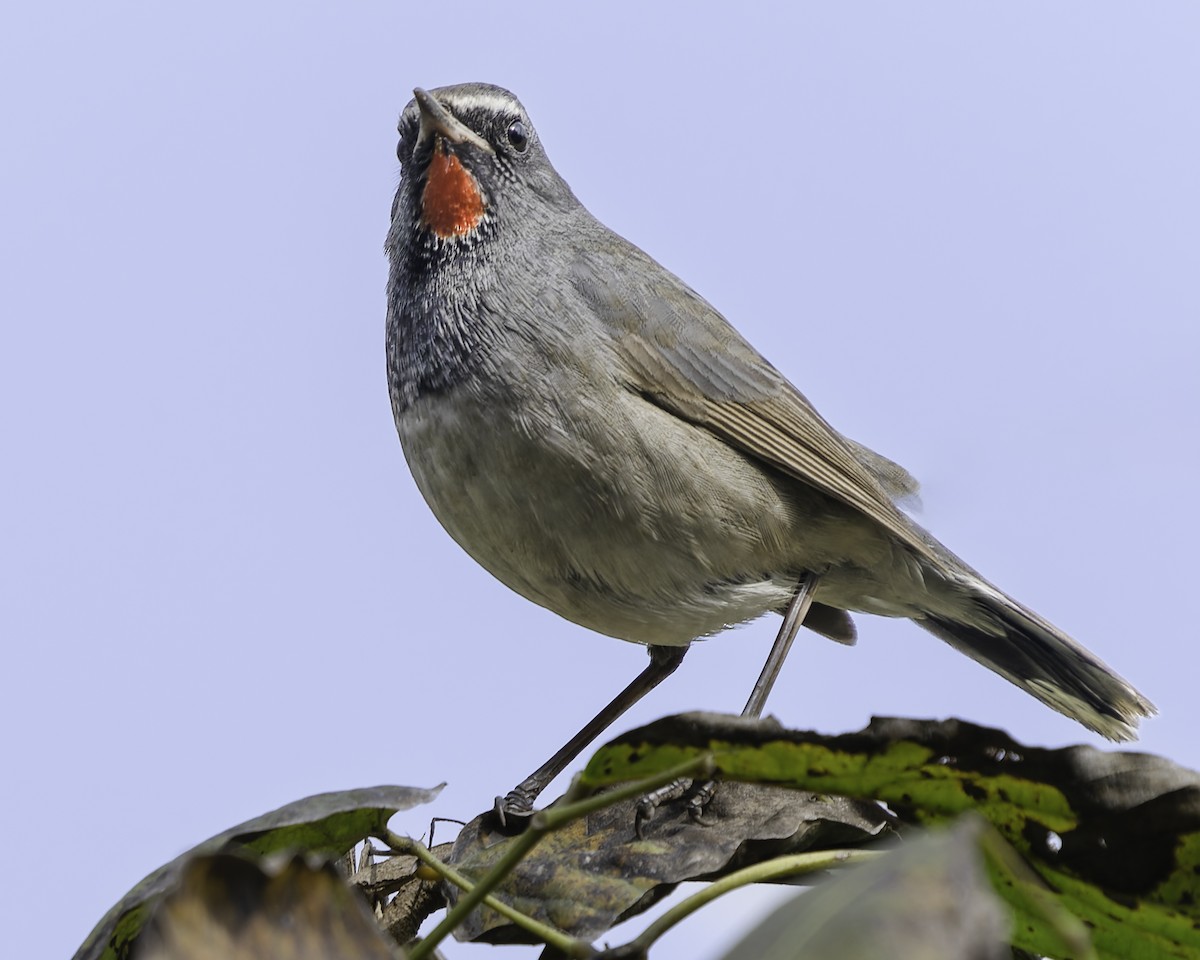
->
[918,581,1155,742]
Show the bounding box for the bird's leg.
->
[493,644,687,833]
[742,570,822,719]
[637,572,822,833]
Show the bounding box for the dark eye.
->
[396,136,405,162]
[506,120,529,152]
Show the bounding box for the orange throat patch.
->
[421,146,485,238]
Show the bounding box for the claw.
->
[634,797,657,840]
[687,807,714,826]
[686,780,718,824]
[492,789,537,835]
[633,777,695,838]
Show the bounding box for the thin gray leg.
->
[686,573,825,820]
[494,644,687,832]
[642,572,822,832]
[743,571,821,717]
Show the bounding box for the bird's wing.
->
[842,437,921,508]
[569,244,933,561]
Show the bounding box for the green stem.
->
[384,831,588,957]
[619,848,883,956]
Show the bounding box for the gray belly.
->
[395,376,928,646]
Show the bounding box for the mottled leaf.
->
[446,781,892,943]
[582,713,1200,959]
[74,785,441,960]
[719,817,1011,960]
[133,852,396,960]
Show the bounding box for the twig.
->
[608,848,883,957]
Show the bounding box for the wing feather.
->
[570,245,933,561]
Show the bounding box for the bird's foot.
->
[492,786,538,835]
[634,777,719,838]
[685,779,718,824]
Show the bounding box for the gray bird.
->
[385,82,1154,825]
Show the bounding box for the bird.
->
[384,82,1154,828]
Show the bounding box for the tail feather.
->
[918,589,1155,742]
[802,601,858,645]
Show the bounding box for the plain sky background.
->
[3,4,1197,958]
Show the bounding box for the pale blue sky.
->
[3,4,1198,957]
